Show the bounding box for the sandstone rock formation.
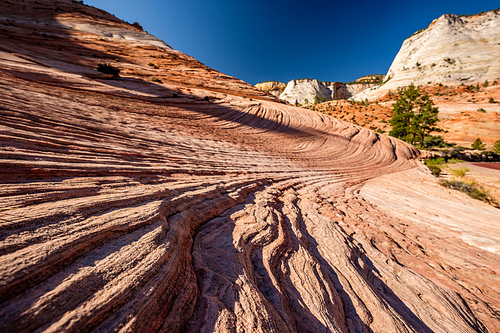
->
[356,10,500,101]
[255,81,286,97]
[1,1,500,332]
[278,78,379,104]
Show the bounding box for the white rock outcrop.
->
[278,79,377,104]
[356,10,500,100]
[279,79,331,104]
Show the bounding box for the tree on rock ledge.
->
[389,84,440,147]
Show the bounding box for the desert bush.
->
[477,108,486,113]
[150,77,162,83]
[428,165,442,177]
[424,157,445,177]
[441,180,498,207]
[424,157,445,166]
[97,63,120,77]
[449,167,469,177]
[132,22,144,31]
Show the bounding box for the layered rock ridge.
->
[1,1,500,333]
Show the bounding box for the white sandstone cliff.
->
[355,10,500,101]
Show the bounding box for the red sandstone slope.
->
[1,1,500,332]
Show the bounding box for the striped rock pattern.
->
[0,1,499,332]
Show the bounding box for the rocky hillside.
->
[1,1,500,332]
[276,77,381,104]
[254,81,286,97]
[357,10,500,101]
[307,83,500,149]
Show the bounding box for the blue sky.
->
[84,0,499,85]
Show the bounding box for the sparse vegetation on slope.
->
[441,180,498,207]
[97,63,120,77]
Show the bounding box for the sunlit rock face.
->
[0,1,500,333]
[279,79,377,104]
[357,10,500,101]
[255,81,286,97]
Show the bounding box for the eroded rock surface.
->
[1,1,499,332]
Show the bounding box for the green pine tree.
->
[493,139,500,154]
[471,138,486,150]
[389,84,440,147]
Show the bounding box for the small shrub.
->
[151,77,162,83]
[428,165,442,177]
[424,157,445,166]
[132,22,144,31]
[477,108,486,113]
[441,180,498,207]
[97,63,120,77]
[148,62,158,69]
[489,97,495,103]
[449,167,469,177]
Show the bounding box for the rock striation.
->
[356,10,500,100]
[1,1,500,333]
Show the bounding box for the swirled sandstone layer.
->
[0,1,499,332]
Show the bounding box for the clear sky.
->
[84,0,499,85]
